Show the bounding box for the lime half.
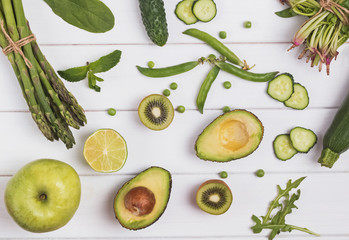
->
[83,129,128,173]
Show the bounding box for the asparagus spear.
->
[9,0,75,148]
[0,2,56,141]
[31,41,87,125]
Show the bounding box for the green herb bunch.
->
[58,50,122,92]
[276,0,349,75]
[0,0,86,149]
[251,177,319,240]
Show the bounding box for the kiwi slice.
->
[196,179,233,215]
[138,94,174,130]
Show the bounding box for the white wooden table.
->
[0,0,349,239]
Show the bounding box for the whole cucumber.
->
[139,0,169,46]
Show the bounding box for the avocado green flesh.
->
[195,110,264,162]
[114,167,171,230]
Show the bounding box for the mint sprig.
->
[58,50,122,92]
[251,177,320,239]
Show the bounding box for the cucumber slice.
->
[267,73,294,102]
[290,127,317,153]
[175,0,198,25]
[273,134,298,161]
[284,83,309,110]
[192,0,217,22]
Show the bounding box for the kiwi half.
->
[138,94,174,130]
[196,179,233,215]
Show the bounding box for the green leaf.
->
[88,71,102,92]
[275,8,298,18]
[58,66,88,82]
[44,0,115,33]
[251,215,263,234]
[89,50,122,74]
[251,177,319,239]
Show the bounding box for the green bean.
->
[183,28,244,67]
[215,61,279,83]
[196,66,220,114]
[136,61,199,78]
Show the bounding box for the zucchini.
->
[290,127,317,153]
[318,91,349,168]
[175,0,198,25]
[267,73,294,102]
[192,0,217,22]
[284,83,309,110]
[273,134,298,161]
[139,0,169,46]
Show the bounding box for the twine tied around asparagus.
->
[319,0,349,24]
[0,20,35,68]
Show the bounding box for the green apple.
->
[5,159,81,233]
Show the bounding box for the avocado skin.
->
[113,166,172,230]
[195,109,264,162]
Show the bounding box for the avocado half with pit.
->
[195,110,264,162]
[113,166,171,230]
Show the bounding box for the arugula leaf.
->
[263,177,305,224]
[275,8,298,18]
[58,66,88,82]
[89,50,122,74]
[251,177,319,240]
[44,0,115,33]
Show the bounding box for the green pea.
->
[244,21,252,29]
[223,81,232,89]
[219,171,228,179]
[170,82,178,90]
[223,106,230,113]
[147,61,155,68]
[255,169,265,178]
[219,31,227,39]
[163,89,171,96]
[107,108,116,116]
[177,105,185,113]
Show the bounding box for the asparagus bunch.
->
[280,0,349,75]
[0,0,86,148]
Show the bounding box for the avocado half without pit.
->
[114,166,172,230]
[195,110,264,162]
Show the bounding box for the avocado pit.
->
[219,120,249,151]
[124,186,156,216]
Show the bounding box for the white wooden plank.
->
[0,44,348,111]
[0,173,348,238]
[0,109,348,175]
[22,0,305,45]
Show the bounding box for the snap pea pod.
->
[215,61,279,82]
[196,66,220,114]
[183,28,245,68]
[136,61,199,78]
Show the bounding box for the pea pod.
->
[196,66,220,114]
[215,61,279,83]
[183,28,244,68]
[136,61,199,78]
